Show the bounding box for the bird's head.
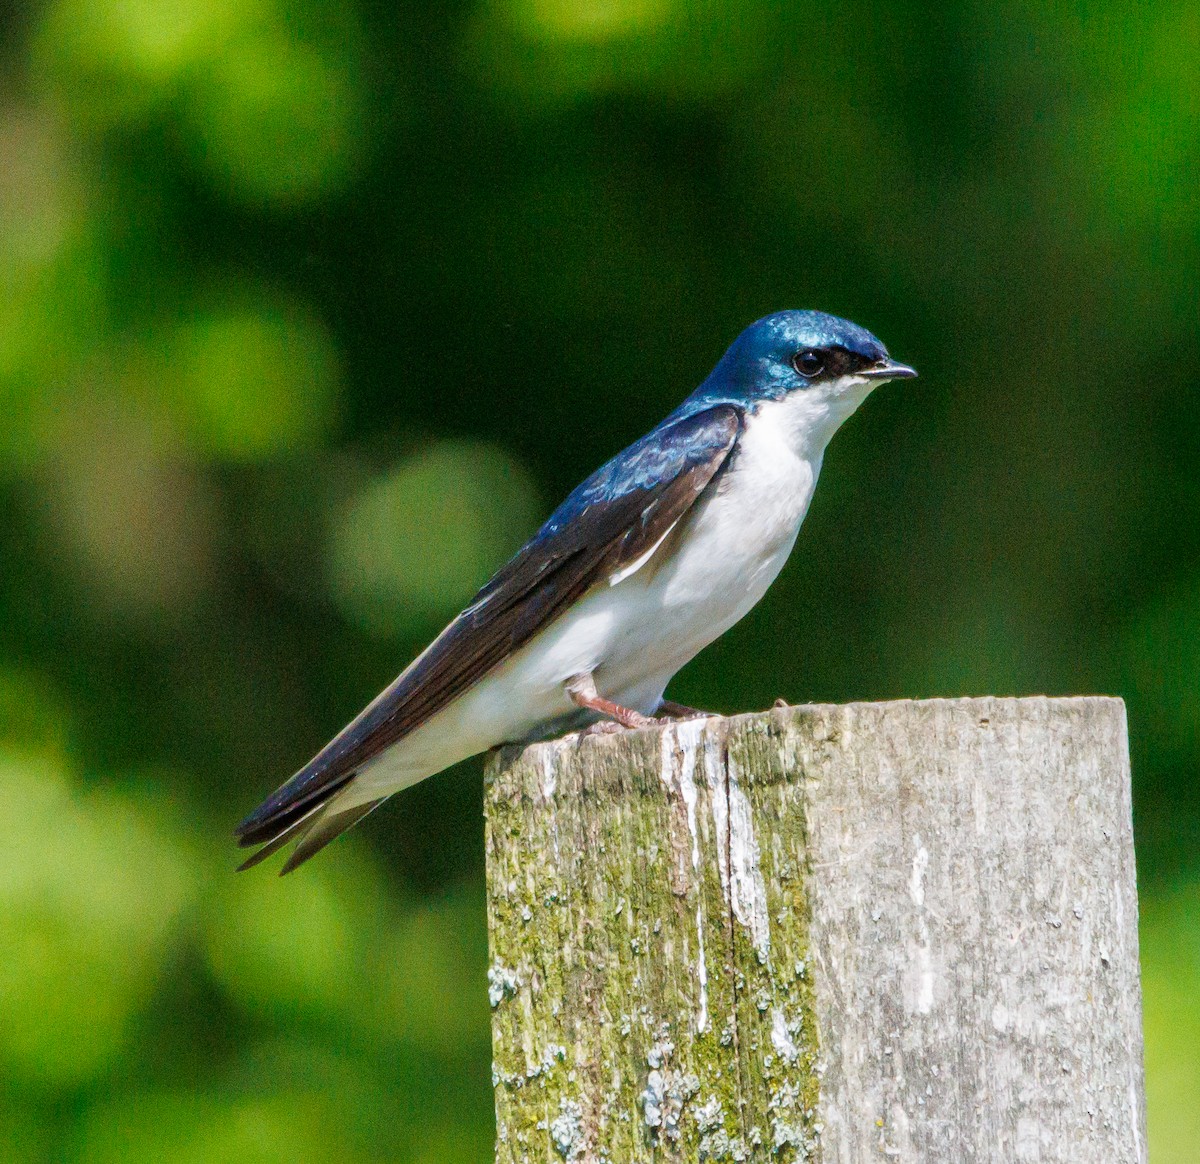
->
[698,310,916,409]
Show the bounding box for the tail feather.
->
[236,764,384,873]
[278,798,384,875]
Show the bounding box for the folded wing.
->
[235,404,743,864]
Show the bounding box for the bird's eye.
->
[793,349,825,378]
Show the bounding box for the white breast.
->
[667,410,814,603]
[594,378,877,697]
[603,396,822,689]
[660,375,876,608]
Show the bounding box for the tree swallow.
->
[237,310,915,872]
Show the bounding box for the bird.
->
[236,309,915,873]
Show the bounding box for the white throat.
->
[752,375,877,461]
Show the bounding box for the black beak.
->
[861,358,917,380]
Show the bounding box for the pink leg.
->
[566,674,656,730]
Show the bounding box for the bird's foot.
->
[566,673,655,730]
[656,699,715,720]
[580,720,628,738]
[615,709,657,729]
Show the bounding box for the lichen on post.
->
[485,698,1145,1163]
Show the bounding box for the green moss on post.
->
[486,715,820,1162]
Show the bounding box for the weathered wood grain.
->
[484,697,1144,1163]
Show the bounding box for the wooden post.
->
[484,697,1145,1163]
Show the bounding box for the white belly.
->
[351,388,869,803]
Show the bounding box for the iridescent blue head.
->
[690,309,916,408]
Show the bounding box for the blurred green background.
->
[0,0,1197,1159]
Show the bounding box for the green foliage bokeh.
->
[1,0,1197,1158]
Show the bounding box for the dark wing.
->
[236,404,743,852]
